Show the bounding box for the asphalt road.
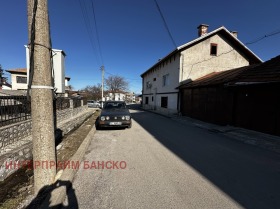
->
[67,108,280,209]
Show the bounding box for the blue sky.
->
[1,0,280,94]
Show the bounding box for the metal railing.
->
[0,96,87,127]
[73,97,82,108]
[0,96,31,127]
[55,97,70,110]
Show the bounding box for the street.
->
[67,107,280,209]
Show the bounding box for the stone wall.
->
[0,105,88,151]
[0,120,32,151]
[0,104,94,181]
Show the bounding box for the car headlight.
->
[106,116,110,120]
[125,116,130,121]
[100,116,105,121]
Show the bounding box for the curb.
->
[40,123,96,208]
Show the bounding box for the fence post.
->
[70,99,73,109]
[70,99,74,118]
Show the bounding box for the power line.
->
[78,0,101,65]
[90,0,104,65]
[245,28,280,45]
[153,0,177,48]
[185,27,280,79]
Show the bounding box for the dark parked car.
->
[96,101,132,129]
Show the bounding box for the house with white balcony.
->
[25,47,67,94]
[6,48,71,96]
[141,24,262,115]
[6,69,71,92]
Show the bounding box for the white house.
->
[105,92,126,101]
[141,24,262,115]
[25,47,66,93]
[6,47,69,95]
[6,68,71,96]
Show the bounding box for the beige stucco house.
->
[6,68,71,96]
[6,68,28,91]
[141,24,262,115]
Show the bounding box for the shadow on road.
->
[131,109,280,209]
[25,180,78,209]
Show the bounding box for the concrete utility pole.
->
[27,0,56,194]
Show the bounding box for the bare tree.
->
[0,65,7,89]
[81,83,102,100]
[105,75,129,100]
[68,84,74,91]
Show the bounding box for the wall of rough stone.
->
[0,105,93,181]
[0,105,88,151]
[0,120,32,152]
[0,141,32,181]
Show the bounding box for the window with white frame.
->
[163,74,169,86]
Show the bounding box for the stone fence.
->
[0,99,87,151]
[0,99,94,181]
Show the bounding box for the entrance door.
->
[153,88,157,110]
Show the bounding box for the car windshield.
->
[104,102,125,109]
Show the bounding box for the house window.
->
[153,77,156,81]
[210,43,218,56]
[163,74,169,86]
[161,97,168,108]
[146,81,152,89]
[152,96,154,102]
[145,97,149,104]
[16,76,27,84]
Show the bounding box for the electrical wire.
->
[27,0,55,98]
[78,0,101,65]
[245,29,280,45]
[183,27,280,79]
[90,0,104,65]
[27,0,38,100]
[153,0,177,48]
[48,10,56,95]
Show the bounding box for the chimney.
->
[197,24,209,37]
[231,31,238,38]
